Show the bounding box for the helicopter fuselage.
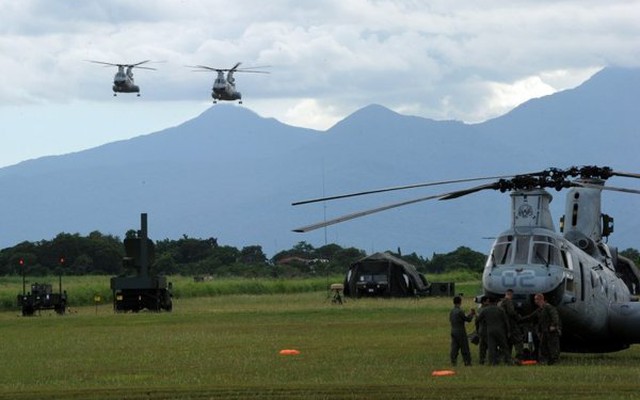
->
[112,68,139,94]
[190,63,267,103]
[482,187,640,353]
[483,227,635,352]
[88,60,153,96]
[212,72,241,102]
[212,83,241,101]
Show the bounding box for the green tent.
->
[344,252,430,297]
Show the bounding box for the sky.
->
[1,0,639,168]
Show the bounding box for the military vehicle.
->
[17,281,67,316]
[110,213,173,312]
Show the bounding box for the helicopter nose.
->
[484,264,563,294]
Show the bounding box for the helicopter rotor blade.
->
[573,182,640,195]
[292,192,447,233]
[292,174,517,206]
[129,60,161,70]
[87,60,157,70]
[292,165,640,233]
[187,64,270,73]
[237,65,271,70]
[236,65,271,74]
[293,177,543,232]
[235,69,270,74]
[438,182,501,200]
[132,60,151,67]
[611,170,640,180]
[86,60,119,67]
[186,65,220,72]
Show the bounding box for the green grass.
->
[1,289,640,399]
[0,275,345,311]
[0,274,481,311]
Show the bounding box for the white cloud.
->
[475,67,602,122]
[282,99,343,130]
[485,76,556,118]
[1,0,639,166]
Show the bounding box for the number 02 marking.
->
[501,271,535,288]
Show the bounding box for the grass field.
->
[1,280,640,399]
[0,275,344,310]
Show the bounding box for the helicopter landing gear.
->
[137,93,140,97]
[113,93,117,97]
[239,100,243,104]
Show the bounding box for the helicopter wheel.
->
[113,93,117,97]
[137,93,140,97]
[239,101,243,104]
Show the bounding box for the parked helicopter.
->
[188,62,269,104]
[293,165,640,353]
[87,60,157,96]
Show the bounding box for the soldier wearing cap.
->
[449,296,475,366]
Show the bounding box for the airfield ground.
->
[1,284,640,399]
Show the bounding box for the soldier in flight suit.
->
[525,293,562,364]
[449,296,475,366]
[476,296,511,365]
[499,289,524,360]
[475,296,490,364]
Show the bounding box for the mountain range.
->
[1,67,639,258]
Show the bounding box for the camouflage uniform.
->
[499,297,524,358]
[476,302,510,365]
[532,303,561,364]
[449,304,474,366]
[475,299,490,364]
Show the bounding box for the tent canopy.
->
[344,252,430,297]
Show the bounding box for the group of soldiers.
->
[449,290,561,366]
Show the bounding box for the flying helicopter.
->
[292,165,640,353]
[87,60,157,96]
[187,62,269,104]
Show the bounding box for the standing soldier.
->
[475,296,511,365]
[527,293,562,364]
[500,289,524,360]
[449,296,475,366]
[475,296,490,365]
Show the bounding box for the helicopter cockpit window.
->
[560,250,569,269]
[532,236,561,266]
[491,236,513,265]
[514,236,530,264]
[561,250,575,292]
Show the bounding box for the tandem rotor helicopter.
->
[187,62,269,104]
[293,165,640,353]
[87,60,157,96]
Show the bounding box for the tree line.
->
[0,231,513,278]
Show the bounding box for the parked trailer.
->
[17,282,67,316]
[110,213,173,312]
